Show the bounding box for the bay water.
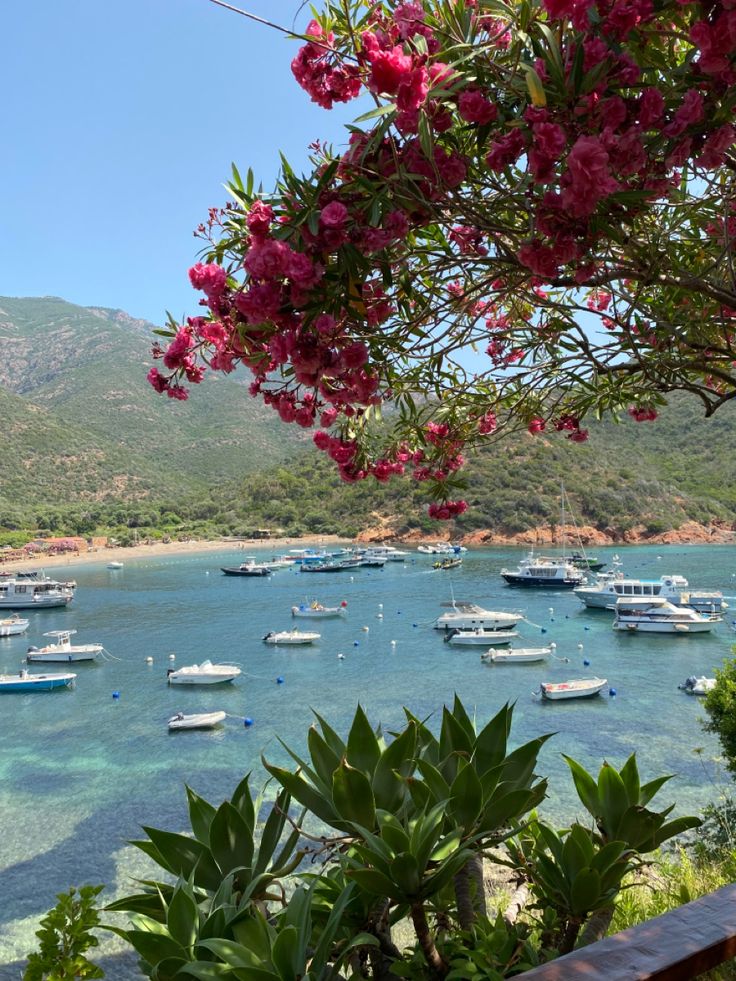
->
[1,543,735,976]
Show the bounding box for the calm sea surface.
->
[1,543,735,976]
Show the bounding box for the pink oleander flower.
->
[486,130,526,171]
[189,262,227,297]
[561,136,618,216]
[366,42,414,95]
[319,200,349,228]
[567,429,589,442]
[147,366,169,393]
[246,201,274,238]
[628,405,658,421]
[528,417,546,434]
[663,89,705,138]
[292,20,362,109]
[244,238,292,280]
[166,384,189,401]
[458,89,498,125]
[477,411,497,434]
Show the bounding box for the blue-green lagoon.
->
[1,544,735,976]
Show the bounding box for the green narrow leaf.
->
[570,867,603,917]
[231,774,256,834]
[262,761,340,827]
[448,762,483,831]
[308,725,341,784]
[618,754,641,806]
[332,760,377,829]
[186,785,217,844]
[208,801,254,878]
[563,755,601,818]
[346,705,382,774]
[598,764,629,839]
[166,883,199,950]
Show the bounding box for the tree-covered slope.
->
[0,295,307,506]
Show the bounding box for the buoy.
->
[609,687,617,697]
[168,653,176,661]
[541,627,547,634]
[362,626,369,632]
[412,623,418,628]
[341,600,348,607]
[378,603,383,609]
[337,653,345,660]
[583,658,590,667]
[397,610,402,614]
[548,607,554,613]
[391,640,397,647]
[276,676,285,684]
[550,642,557,649]
[205,571,209,576]
[244,717,254,727]
[350,576,354,582]
[112,691,120,700]
[577,643,584,649]
[550,617,555,622]
[145,656,153,664]
[377,613,384,620]
[584,626,590,631]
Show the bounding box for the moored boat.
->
[167,661,241,685]
[0,614,29,637]
[678,675,716,696]
[481,647,552,664]
[291,601,347,618]
[501,553,585,589]
[168,710,227,730]
[0,670,76,692]
[575,571,726,615]
[435,602,524,632]
[539,678,608,700]
[221,558,272,577]
[444,627,520,646]
[263,630,320,645]
[107,561,124,570]
[433,557,463,571]
[26,630,104,663]
[0,577,74,609]
[612,596,720,634]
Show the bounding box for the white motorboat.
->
[168,710,227,730]
[359,546,410,562]
[435,601,524,632]
[539,678,608,700]
[291,601,347,619]
[481,646,552,664]
[167,660,241,685]
[26,630,104,663]
[575,568,726,615]
[444,628,520,646]
[221,558,273,577]
[0,670,76,692]
[612,596,720,634]
[263,630,320,645]
[417,543,455,555]
[0,577,74,609]
[0,614,29,637]
[679,675,716,696]
[107,561,124,570]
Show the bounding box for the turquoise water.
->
[1,544,735,976]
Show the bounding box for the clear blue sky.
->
[2,0,355,324]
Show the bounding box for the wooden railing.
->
[518,883,736,980]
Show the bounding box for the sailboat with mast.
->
[500,484,587,589]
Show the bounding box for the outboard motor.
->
[27,646,39,653]
[166,668,175,677]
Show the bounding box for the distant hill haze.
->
[1,295,734,542]
[0,295,307,507]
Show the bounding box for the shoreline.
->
[2,530,734,574]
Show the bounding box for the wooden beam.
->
[518,884,736,980]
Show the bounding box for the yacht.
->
[434,601,524,632]
[575,569,726,615]
[358,546,409,562]
[0,577,74,609]
[501,553,585,589]
[612,596,721,634]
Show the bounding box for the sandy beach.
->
[1,536,353,573]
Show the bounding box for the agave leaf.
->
[638,773,674,807]
[209,802,254,878]
[253,789,292,875]
[166,882,200,950]
[332,760,377,829]
[562,755,601,818]
[186,786,217,845]
[308,724,341,785]
[141,827,222,892]
[271,924,301,981]
[448,760,483,831]
[311,709,348,757]
[262,761,340,828]
[618,754,641,806]
[230,774,256,835]
[346,705,382,774]
[473,704,512,775]
[597,763,629,839]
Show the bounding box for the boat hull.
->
[0,619,29,636]
[263,632,320,645]
[482,648,551,663]
[27,649,101,662]
[291,606,345,618]
[221,567,271,577]
[446,629,519,646]
[541,679,607,700]
[613,620,715,633]
[0,596,72,608]
[168,674,239,684]
[0,673,76,692]
[168,710,227,730]
[502,574,581,589]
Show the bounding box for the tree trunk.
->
[558,918,582,955]
[410,901,448,977]
[454,864,475,931]
[469,853,487,919]
[503,882,530,927]
[578,906,615,947]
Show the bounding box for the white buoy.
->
[205,571,209,576]
[168,653,176,661]
[378,603,384,610]
[548,607,554,613]
[350,576,354,582]
[377,613,384,619]
[145,656,153,664]
[390,640,397,647]
[577,643,584,650]
[362,626,369,632]
[550,642,556,649]
[337,653,345,660]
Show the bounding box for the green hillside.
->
[0,295,734,542]
[0,295,307,509]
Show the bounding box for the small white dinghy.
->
[167,660,241,685]
[539,678,608,701]
[263,630,320,645]
[679,675,716,696]
[445,628,519,646]
[107,561,124,570]
[291,602,347,619]
[482,647,552,664]
[0,614,29,637]
[168,710,227,731]
[27,630,104,663]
